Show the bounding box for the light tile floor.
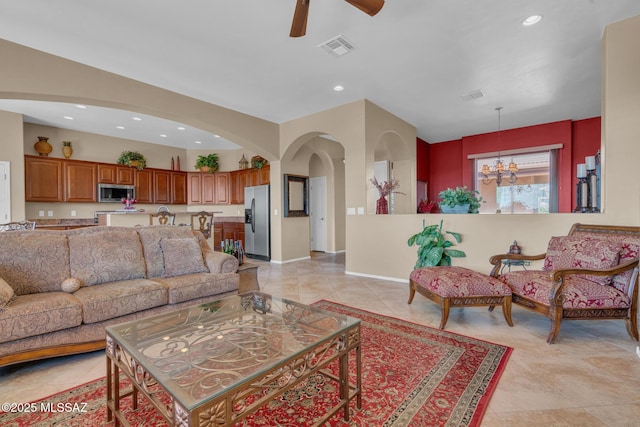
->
[1,252,639,426]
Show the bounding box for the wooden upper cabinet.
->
[258,165,270,185]
[171,172,187,204]
[153,170,172,204]
[187,173,202,204]
[202,173,216,204]
[135,169,154,204]
[25,156,64,202]
[230,169,249,205]
[98,164,135,185]
[214,172,230,204]
[64,161,97,202]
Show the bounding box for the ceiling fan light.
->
[345,0,384,17]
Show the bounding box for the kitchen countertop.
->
[95,211,244,223]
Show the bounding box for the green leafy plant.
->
[62,141,72,147]
[116,151,147,170]
[194,153,219,173]
[438,186,484,213]
[407,219,466,268]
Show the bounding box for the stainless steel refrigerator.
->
[244,184,270,261]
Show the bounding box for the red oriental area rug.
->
[0,301,511,426]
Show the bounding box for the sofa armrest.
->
[193,231,239,274]
[489,253,546,277]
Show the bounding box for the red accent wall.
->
[423,117,601,213]
[416,137,429,182]
[428,139,463,211]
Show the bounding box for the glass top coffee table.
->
[106,291,361,426]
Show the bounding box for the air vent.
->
[461,89,485,101]
[318,35,355,57]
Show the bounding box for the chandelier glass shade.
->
[481,107,518,186]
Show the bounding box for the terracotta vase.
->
[376,196,389,214]
[34,136,52,157]
[199,166,211,173]
[62,144,73,159]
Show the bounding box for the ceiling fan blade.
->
[345,0,384,16]
[290,0,310,38]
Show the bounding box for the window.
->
[474,150,558,214]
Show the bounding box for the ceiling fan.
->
[290,0,385,37]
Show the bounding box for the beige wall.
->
[0,110,25,221]
[345,14,640,281]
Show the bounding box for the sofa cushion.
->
[501,270,630,309]
[543,236,620,285]
[0,292,83,344]
[73,279,168,324]
[160,238,207,278]
[0,231,70,295]
[154,272,240,304]
[68,229,146,286]
[0,277,14,309]
[136,226,207,278]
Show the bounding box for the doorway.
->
[310,176,327,252]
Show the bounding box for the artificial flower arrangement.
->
[417,199,436,213]
[121,193,137,210]
[370,177,405,214]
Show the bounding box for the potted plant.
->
[195,153,219,173]
[417,199,436,213]
[438,186,484,213]
[117,151,147,170]
[407,219,466,268]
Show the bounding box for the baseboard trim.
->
[345,270,408,284]
[270,256,312,265]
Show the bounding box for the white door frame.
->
[0,161,10,223]
[309,176,327,252]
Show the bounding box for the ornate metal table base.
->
[106,293,361,426]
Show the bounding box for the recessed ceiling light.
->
[132,117,142,121]
[333,85,345,92]
[116,126,125,130]
[522,15,542,26]
[75,104,87,109]
[213,134,220,138]
[194,140,202,144]
[63,116,74,120]
[160,134,167,138]
[177,126,186,131]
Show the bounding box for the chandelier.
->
[481,107,518,186]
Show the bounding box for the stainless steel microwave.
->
[97,184,135,203]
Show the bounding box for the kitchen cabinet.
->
[135,169,154,204]
[97,164,135,185]
[171,172,187,204]
[214,172,230,204]
[153,170,172,204]
[187,172,216,205]
[25,156,64,202]
[230,169,249,205]
[215,221,245,251]
[64,161,96,202]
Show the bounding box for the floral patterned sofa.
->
[489,223,639,343]
[0,225,239,367]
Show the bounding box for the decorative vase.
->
[34,136,52,157]
[440,204,470,214]
[129,160,139,169]
[376,196,389,214]
[62,143,73,159]
[199,166,211,173]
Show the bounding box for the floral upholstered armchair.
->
[489,223,639,343]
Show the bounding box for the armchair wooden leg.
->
[625,317,639,341]
[547,305,563,344]
[502,296,513,327]
[439,298,451,330]
[408,281,416,304]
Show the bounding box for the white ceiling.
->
[1,0,639,150]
